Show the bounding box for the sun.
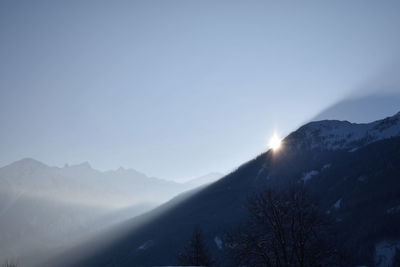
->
[269,134,282,151]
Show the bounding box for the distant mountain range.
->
[52,111,400,267]
[0,159,220,266]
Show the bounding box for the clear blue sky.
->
[1,0,400,181]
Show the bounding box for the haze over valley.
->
[0,158,221,266]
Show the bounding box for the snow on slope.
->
[286,111,400,151]
[301,170,319,183]
[375,240,400,267]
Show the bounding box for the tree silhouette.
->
[1,261,18,267]
[227,187,346,267]
[178,227,215,266]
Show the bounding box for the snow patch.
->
[333,199,342,209]
[322,163,331,170]
[375,240,400,267]
[137,240,154,250]
[214,236,223,249]
[301,170,319,182]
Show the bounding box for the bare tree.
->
[1,261,18,267]
[178,227,215,266]
[227,187,345,267]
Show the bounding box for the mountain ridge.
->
[53,111,400,267]
[286,111,400,151]
[0,158,219,266]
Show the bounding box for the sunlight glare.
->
[269,134,282,151]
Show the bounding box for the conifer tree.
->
[178,227,215,266]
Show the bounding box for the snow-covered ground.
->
[375,240,400,267]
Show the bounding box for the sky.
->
[1,0,400,181]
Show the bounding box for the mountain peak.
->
[285,111,400,151]
[70,162,92,170]
[10,158,47,168]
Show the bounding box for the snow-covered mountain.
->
[54,111,400,267]
[0,158,183,209]
[0,159,212,266]
[286,111,400,151]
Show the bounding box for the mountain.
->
[0,159,210,266]
[289,111,400,151]
[52,111,400,267]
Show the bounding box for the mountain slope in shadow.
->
[50,112,400,267]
